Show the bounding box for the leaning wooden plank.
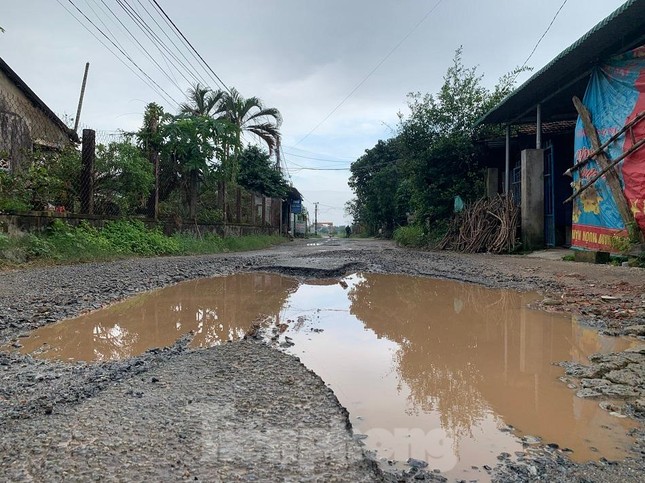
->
[564,109,645,176]
[571,96,638,234]
[564,138,645,203]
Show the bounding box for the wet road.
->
[1,237,644,482]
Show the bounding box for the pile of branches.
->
[438,194,520,254]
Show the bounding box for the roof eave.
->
[0,56,79,144]
[477,0,645,127]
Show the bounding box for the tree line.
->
[0,84,290,222]
[137,85,290,220]
[347,48,525,239]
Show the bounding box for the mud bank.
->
[1,238,644,482]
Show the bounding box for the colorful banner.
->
[572,46,645,252]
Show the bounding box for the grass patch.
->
[0,220,285,267]
[393,225,427,247]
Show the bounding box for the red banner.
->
[571,223,628,252]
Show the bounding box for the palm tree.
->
[215,88,282,180]
[179,84,224,117]
[216,88,281,152]
[178,85,282,181]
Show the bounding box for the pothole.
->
[7,272,639,480]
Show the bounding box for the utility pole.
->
[314,202,319,235]
[73,62,90,133]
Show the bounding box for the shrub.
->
[393,225,426,247]
[0,220,285,266]
[101,220,179,256]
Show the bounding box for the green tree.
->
[215,88,282,181]
[398,48,527,224]
[179,84,224,117]
[160,113,232,219]
[348,138,408,235]
[137,103,165,216]
[237,145,289,198]
[0,147,81,212]
[349,48,525,237]
[94,140,154,215]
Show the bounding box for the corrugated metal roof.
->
[516,120,576,135]
[478,0,645,126]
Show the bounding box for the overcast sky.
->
[1,0,628,224]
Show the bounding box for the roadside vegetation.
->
[0,84,289,222]
[347,48,527,245]
[0,220,284,267]
[0,83,291,266]
[392,225,426,247]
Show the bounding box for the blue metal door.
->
[511,159,521,205]
[544,141,555,247]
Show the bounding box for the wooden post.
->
[150,114,159,221]
[236,187,242,223]
[222,181,227,222]
[261,196,266,225]
[572,96,637,233]
[80,129,95,214]
[249,193,255,225]
[217,180,225,220]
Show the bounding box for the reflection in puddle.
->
[13,272,638,478]
[16,273,298,362]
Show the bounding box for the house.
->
[477,0,645,252]
[0,56,78,171]
[314,221,334,233]
[283,186,304,236]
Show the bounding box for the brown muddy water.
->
[11,272,638,478]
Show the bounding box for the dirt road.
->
[1,238,644,482]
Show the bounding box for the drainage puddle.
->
[10,272,638,479]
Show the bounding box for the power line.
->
[63,0,180,106]
[112,0,184,88]
[91,0,185,94]
[56,0,179,107]
[116,0,209,89]
[85,0,128,53]
[516,0,570,79]
[149,0,230,93]
[293,0,444,146]
[283,150,354,164]
[146,0,219,90]
[133,0,211,88]
[289,166,351,172]
[283,145,354,160]
[279,145,295,185]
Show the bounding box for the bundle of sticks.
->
[438,194,520,254]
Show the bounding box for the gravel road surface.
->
[1,238,644,482]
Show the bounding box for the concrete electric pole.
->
[314,202,319,235]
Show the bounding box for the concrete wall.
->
[486,168,499,197]
[0,70,72,171]
[520,149,545,250]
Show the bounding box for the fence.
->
[0,120,283,234]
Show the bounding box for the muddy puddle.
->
[11,272,639,478]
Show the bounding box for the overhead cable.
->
[149,0,230,93]
[293,0,444,146]
[56,0,180,107]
